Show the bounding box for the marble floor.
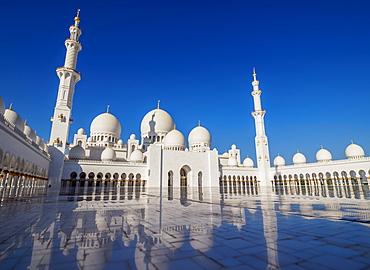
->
[0,184,370,269]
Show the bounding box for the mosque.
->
[0,12,369,191]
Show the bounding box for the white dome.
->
[316,148,332,162]
[188,126,211,145]
[78,128,85,135]
[129,134,136,140]
[0,96,5,115]
[345,143,365,159]
[87,137,92,142]
[69,145,86,159]
[101,147,116,161]
[4,108,24,131]
[130,149,143,162]
[231,144,236,150]
[228,156,238,166]
[273,155,286,166]
[140,108,174,135]
[117,139,124,146]
[164,129,186,150]
[90,112,121,137]
[292,152,306,165]
[35,136,44,149]
[243,157,254,167]
[24,124,36,142]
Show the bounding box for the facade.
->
[0,13,370,191]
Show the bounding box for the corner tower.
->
[48,10,82,188]
[251,69,271,185]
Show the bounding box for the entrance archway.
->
[180,166,191,187]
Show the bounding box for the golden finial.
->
[252,67,257,80]
[157,100,160,109]
[174,124,177,130]
[74,9,81,25]
[106,105,110,113]
[24,119,27,125]
[198,120,201,126]
[9,103,13,110]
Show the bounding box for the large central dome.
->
[90,112,121,137]
[140,108,174,135]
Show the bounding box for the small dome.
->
[24,124,36,142]
[101,147,116,161]
[129,134,136,140]
[4,107,24,131]
[130,149,143,162]
[117,139,124,146]
[273,155,286,166]
[243,157,254,168]
[231,144,236,150]
[164,129,186,150]
[0,96,5,114]
[69,145,86,159]
[228,156,238,166]
[222,152,229,156]
[35,136,44,149]
[87,137,92,142]
[345,143,365,159]
[77,128,85,135]
[316,148,332,162]
[188,126,211,145]
[140,108,174,135]
[90,112,121,137]
[292,152,306,165]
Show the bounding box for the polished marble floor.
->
[0,184,370,269]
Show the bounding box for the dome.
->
[4,107,24,131]
[228,156,238,166]
[130,149,143,162]
[292,152,306,165]
[164,129,186,150]
[87,137,92,142]
[273,155,286,166]
[316,148,332,162]
[129,134,136,140]
[140,108,174,135]
[345,143,365,159]
[78,128,85,135]
[231,144,236,149]
[69,145,86,159]
[188,126,211,145]
[35,136,44,149]
[101,147,116,161]
[117,139,124,146]
[24,124,37,142]
[0,96,5,114]
[90,112,121,137]
[243,157,254,167]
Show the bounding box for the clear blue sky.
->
[1,0,370,164]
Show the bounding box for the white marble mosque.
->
[0,12,370,192]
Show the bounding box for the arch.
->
[136,173,141,181]
[198,171,203,187]
[359,170,367,185]
[180,165,191,187]
[168,171,173,187]
[3,152,10,169]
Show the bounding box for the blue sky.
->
[1,0,370,164]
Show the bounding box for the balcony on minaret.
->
[57,114,67,122]
[53,138,63,147]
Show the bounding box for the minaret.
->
[48,10,82,189]
[251,68,271,186]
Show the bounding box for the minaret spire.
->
[250,68,271,186]
[48,12,83,189]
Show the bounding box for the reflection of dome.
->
[188,126,211,145]
[273,155,286,166]
[130,150,143,162]
[316,148,332,162]
[140,108,174,135]
[164,129,186,150]
[345,143,365,159]
[292,152,306,165]
[0,96,5,114]
[90,112,121,137]
[4,107,24,131]
[243,157,254,168]
[228,156,238,166]
[76,241,113,270]
[101,147,116,161]
[69,145,86,159]
[78,128,85,135]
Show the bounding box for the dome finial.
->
[74,9,81,26]
[157,100,161,109]
[24,119,27,125]
[321,145,323,149]
[252,67,257,81]
[174,124,177,130]
[351,140,354,144]
[198,120,201,126]
[106,105,110,113]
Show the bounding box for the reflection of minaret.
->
[48,10,82,188]
[261,188,280,270]
[251,69,271,185]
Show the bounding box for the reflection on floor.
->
[0,184,370,269]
